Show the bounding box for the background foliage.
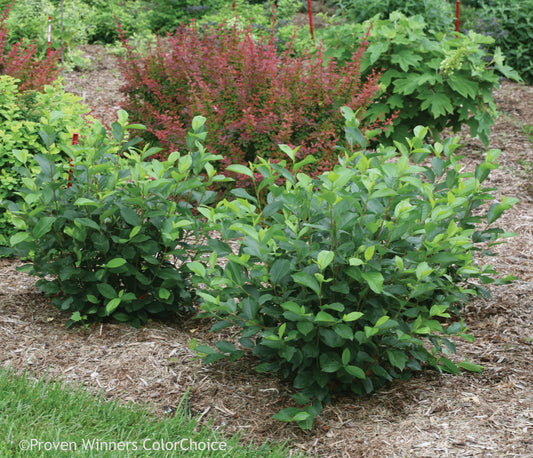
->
[0,2,60,86]
[335,0,454,33]
[472,0,533,84]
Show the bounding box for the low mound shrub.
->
[318,12,521,146]
[119,22,391,188]
[190,108,517,429]
[4,113,228,327]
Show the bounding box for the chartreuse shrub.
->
[120,23,388,188]
[318,12,521,146]
[189,108,517,429]
[4,112,228,327]
[0,75,90,250]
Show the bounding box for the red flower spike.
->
[67,133,78,188]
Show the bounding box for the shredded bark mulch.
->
[1,46,532,456]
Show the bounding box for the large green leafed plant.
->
[318,12,521,146]
[190,107,517,429]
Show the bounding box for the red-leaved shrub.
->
[119,23,392,184]
[0,2,60,91]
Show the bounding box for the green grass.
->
[523,124,533,145]
[0,368,289,457]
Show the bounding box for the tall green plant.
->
[190,108,517,429]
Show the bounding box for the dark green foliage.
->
[190,108,516,429]
[336,0,454,33]
[85,0,150,44]
[318,12,521,146]
[473,0,533,84]
[4,112,228,327]
[148,0,224,34]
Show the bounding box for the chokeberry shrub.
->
[190,108,517,429]
[5,112,227,327]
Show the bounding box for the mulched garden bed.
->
[1,46,532,456]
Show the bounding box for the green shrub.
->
[190,108,517,429]
[198,0,312,53]
[336,0,454,33]
[148,0,224,34]
[85,0,151,44]
[474,0,533,84]
[3,0,92,49]
[318,12,521,146]
[4,112,228,327]
[0,75,90,248]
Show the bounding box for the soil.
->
[2,45,533,457]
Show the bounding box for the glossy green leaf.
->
[105,258,127,269]
[292,271,320,296]
[345,365,366,379]
[33,217,55,239]
[362,271,384,294]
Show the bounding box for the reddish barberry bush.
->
[0,2,60,91]
[119,23,392,185]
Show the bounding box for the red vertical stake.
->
[47,16,52,57]
[307,0,314,41]
[456,0,460,34]
[67,133,78,188]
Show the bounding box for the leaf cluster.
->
[190,108,517,429]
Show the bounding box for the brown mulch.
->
[1,46,533,457]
